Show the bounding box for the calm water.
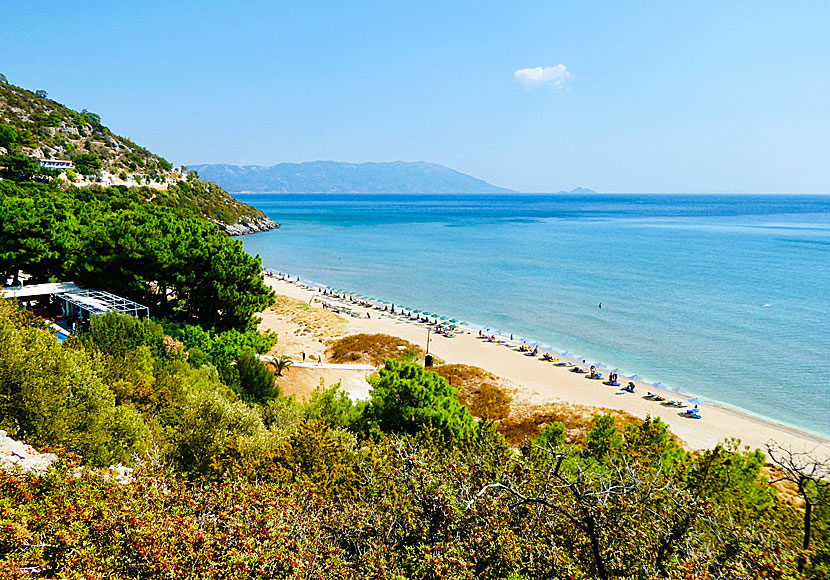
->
[237,194,830,437]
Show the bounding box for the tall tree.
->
[767,442,830,572]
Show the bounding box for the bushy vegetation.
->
[1,301,829,578]
[158,178,270,227]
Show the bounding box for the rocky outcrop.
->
[216,216,280,236]
[0,431,58,474]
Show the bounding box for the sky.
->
[2,1,829,193]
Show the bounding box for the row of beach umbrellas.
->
[320,285,708,406]
[325,289,469,326]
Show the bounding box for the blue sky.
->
[3,1,829,193]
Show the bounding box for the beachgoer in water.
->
[599,303,602,308]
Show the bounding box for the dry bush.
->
[431,364,512,420]
[326,333,424,366]
[498,402,640,447]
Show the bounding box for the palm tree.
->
[270,354,293,377]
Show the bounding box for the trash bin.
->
[424,354,433,368]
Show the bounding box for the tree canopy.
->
[0,181,275,330]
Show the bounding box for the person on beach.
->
[318,355,323,366]
[302,352,306,362]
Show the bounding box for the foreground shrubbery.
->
[1,304,829,578]
[1,427,826,578]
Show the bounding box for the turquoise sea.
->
[237,194,830,438]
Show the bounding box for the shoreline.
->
[260,272,830,456]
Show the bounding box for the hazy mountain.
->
[188,161,516,194]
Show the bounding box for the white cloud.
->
[514,64,572,89]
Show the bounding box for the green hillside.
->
[0,79,172,177]
[0,76,275,233]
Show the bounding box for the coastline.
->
[260,273,830,456]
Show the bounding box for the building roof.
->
[59,289,149,318]
[1,282,81,299]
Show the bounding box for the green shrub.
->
[84,312,166,359]
[303,380,360,428]
[534,421,566,449]
[173,387,267,476]
[360,359,477,444]
[236,349,277,402]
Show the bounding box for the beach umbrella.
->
[688,397,707,406]
[652,382,668,390]
[675,387,692,396]
[449,319,459,323]
[560,352,578,358]
[530,341,544,347]
[629,375,643,381]
[595,363,609,370]
[412,309,422,314]
[459,321,468,326]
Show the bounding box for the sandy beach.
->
[259,275,830,456]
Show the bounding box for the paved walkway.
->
[258,355,376,371]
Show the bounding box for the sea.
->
[236,193,830,438]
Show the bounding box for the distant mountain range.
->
[188,161,516,194]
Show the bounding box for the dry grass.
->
[326,333,425,366]
[432,364,513,420]
[428,363,645,446]
[268,294,345,339]
[429,363,643,446]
